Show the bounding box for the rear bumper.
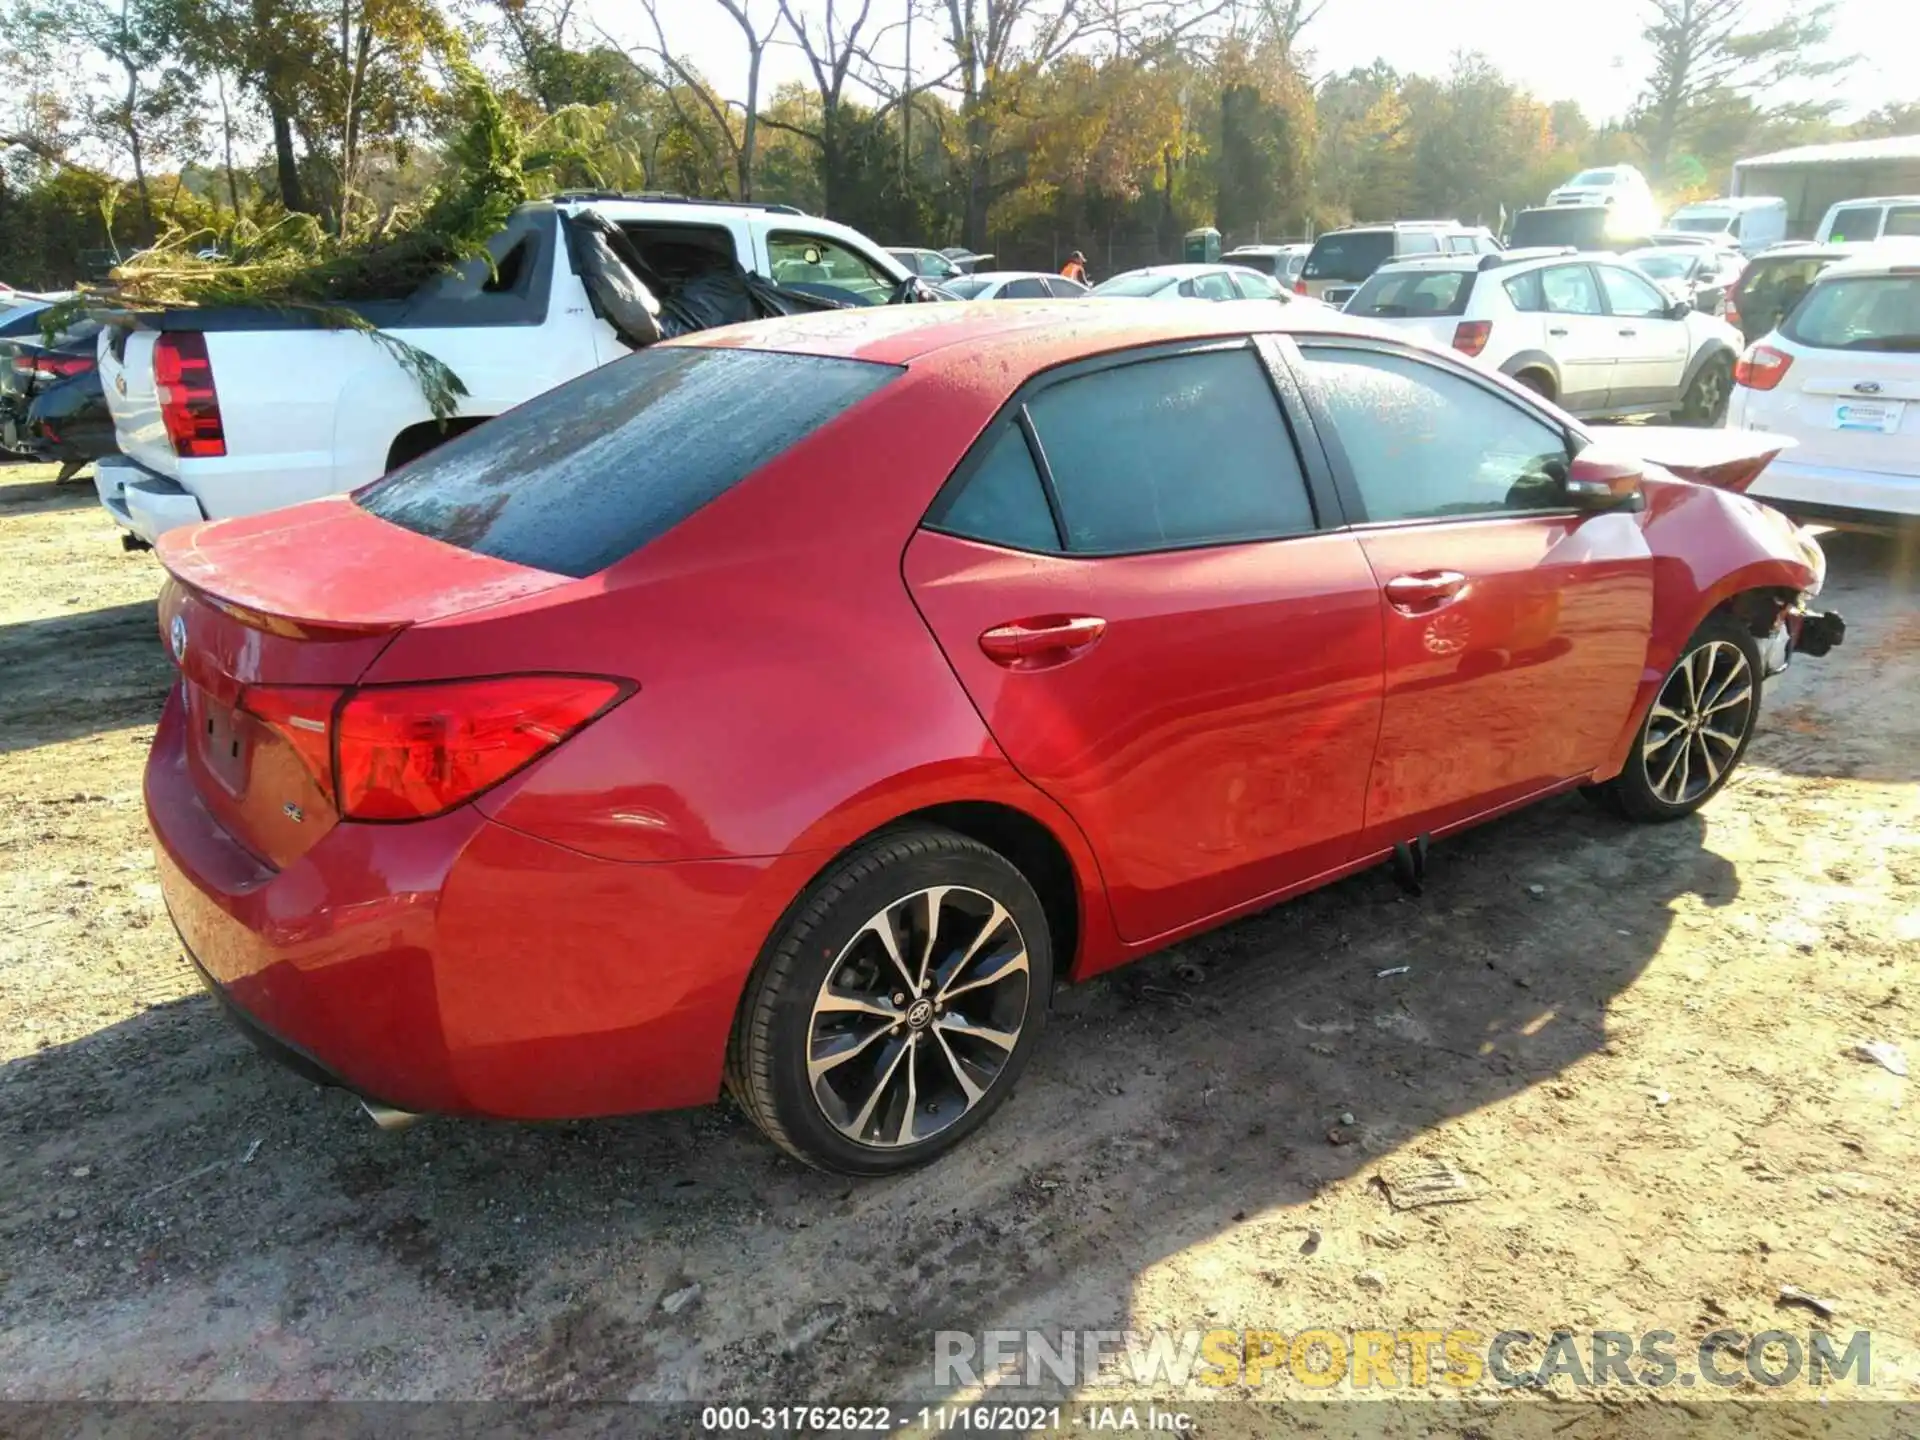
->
[96,454,206,543]
[1747,457,1920,528]
[145,687,802,1120]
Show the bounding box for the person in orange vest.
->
[1061,251,1089,285]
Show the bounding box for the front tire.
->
[1677,352,1733,427]
[725,826,1053,1175]
[1589,615,1762,822]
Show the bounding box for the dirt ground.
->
[2,461,1917,1426]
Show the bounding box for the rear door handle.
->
[1547,327,1569,337]
[979,615,1107,668]
[1384,571,1468,613]
[1618,328,1638,337]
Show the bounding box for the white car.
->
[939,270,1089,300]
[1814,197,1920,245]
[1729,242,1920,531]
[1091,263,1294,302]
[94,197,918,547]
[1547,165,1660,234]
[1223,243,1310,286]
[1343,248,1744,423]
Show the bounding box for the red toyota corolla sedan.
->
[146,301,1844,1174]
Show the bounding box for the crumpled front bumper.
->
[1789,608,1846,658]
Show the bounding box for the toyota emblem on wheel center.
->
[169,613,187,663]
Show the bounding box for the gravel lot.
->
[2,462,1917,1420]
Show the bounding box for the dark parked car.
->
[26,361,112,481]
[1726,243,1854,346]
[2,316,102,478]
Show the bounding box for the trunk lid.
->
[156,499,573,867]
[99,326,179,477]
[1768,349,1920,478]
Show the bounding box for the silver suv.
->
[1298,222,1501,305]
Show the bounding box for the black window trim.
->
[1279,334,1585,532]
[919,335,1344,559]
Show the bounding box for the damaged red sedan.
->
[147,302,1844,1174]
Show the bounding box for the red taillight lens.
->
[1733,344,1792,391]
[334,676,627,821]
[154,331,226,458]
[241,685,343,802]
[1293,278,1308,295]
[1724,295,1741,326]
[1452,320,1492,357]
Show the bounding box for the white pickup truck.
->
[94,195,919,547]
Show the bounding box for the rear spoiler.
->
[1581,425,1793,495]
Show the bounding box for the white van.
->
[1814,196,1920,245]
[1666,196,1788,252]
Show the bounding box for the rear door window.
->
[1541,265,1604,315]
[999,277,1049,299]
[1024,347,1316,552]
[1399,232,1442,255]
[1597,265,1670,318]
[1189,271,1236,301]
[357,347,897,577]
[1885,205,1920,238]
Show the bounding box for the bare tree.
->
[770,0,883,217]
[1635,0,1851,179]
[711,0,779,198]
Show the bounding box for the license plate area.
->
[1833,399,1904,433]
[188,682,249,794]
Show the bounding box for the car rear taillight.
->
[1733,344,1792,391]
[12,353,93,381]
[1724,294,1741,327]
[1293,278,1308,295]
[154,331,226,458]
[1452,320,1492,357]
[240,676,628,820]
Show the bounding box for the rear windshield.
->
[357,346,898,577]
[1303,232,1394,283]
[1092,273,1177,297]
[1346,267,1477,317]
[1887,205,1920,238]
[1627,251,1696,281]
[1568,169,1617,186]
[1508,208,1609,249]
[1783,276,1920,352]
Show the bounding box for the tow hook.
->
[359,1099,422,1132]
[1793,610,1846,658]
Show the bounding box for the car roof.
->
[1814,239,1920,279]
[682,298,1381,371]
[961,270,1063,283]
[1102,263,1241,279]
[1224,243,1306,255]
[1824,195,1920,208]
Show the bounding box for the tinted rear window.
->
[1303,232,1394,282]
[357,347,897,577]
[1508,208,1623,249]
[1347,267,1477,317]
[1783,276,1920,352]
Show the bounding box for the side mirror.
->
[1565,454,1646,512]
[1667,298,1693,321]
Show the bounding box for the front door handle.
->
[979,615,1107,668]
[1618,327,1638,337]
[1384,571,1468,613]
[1547,327,1569,337]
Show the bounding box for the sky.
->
[597,0,1911,130]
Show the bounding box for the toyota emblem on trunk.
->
[169,613,187,663]
[1854,381,1882,394]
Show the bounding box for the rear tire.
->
[725,825,1052,1175]
[1677,352,1733,427]
[1587,614,1763,822]
[1514,370,1555,401]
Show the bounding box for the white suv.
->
[1343,249,1744,423]
[1547,165,1660,234]
[1728,242,1920,531]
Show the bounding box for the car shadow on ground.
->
[0,470,97,514]
[0,790,1736,1402]
[0,600,169,754]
